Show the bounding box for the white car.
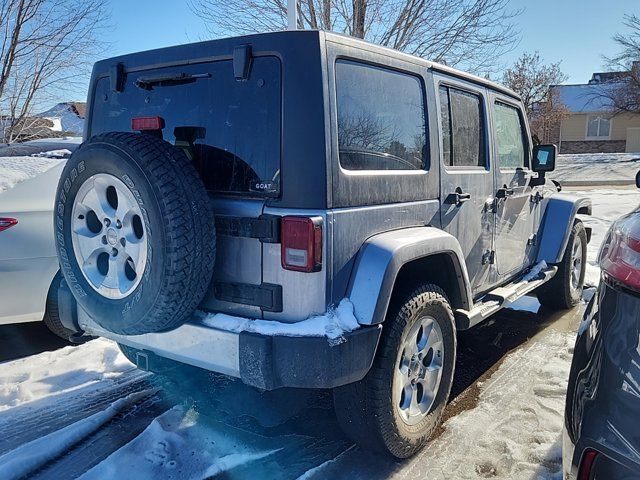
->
[0,139,81,340]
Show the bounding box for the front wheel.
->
[333,284,456,458]
[537,220,587,309]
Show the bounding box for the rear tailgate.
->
[88,55,282,318]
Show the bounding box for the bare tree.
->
[502,51,567,116]
[598,14,640,115]
[0,0,108,143]
[529,88,568,145]
[188,0,521,72]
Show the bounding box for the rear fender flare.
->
[347,227,472,326]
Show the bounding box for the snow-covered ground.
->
[553,152,639,184]
[0,339,130,412]
[0,138,78,193]
[0,155,64,193]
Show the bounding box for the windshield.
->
[90,56,281,196]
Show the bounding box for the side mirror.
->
[532,144,556,173]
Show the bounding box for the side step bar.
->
[455,264,558,329]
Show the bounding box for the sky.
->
[61,0,637,104]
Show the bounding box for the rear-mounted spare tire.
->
[55,132,216,335]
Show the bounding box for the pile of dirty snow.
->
[0,154,64,193]
[0,338,130,411]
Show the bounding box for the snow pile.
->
[0,155,64,193]
[79,405,279,480]
[0,389,154,480]
[575,188,640,286]
[553,152,639,184]
[199,298,360,341]
[30,148,72,158]
[0,338,131,411]
[521,260,548,281]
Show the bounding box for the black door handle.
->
[496,187,515,199]
[448,188,471,206]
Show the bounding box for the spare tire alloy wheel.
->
[56,132,216,335]
[72,174,147,299]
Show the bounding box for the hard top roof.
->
[94,29,520,101]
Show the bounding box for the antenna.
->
[287,0,298,30]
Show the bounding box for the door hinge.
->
[482,250,495,265]
[527,233,537,246]
[214,282,283,312]
[215,214,281,243]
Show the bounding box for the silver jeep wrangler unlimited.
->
[55,31,590,458]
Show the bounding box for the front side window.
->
[493,102,526,169]
[587,115,611,138]
[336,60,426,171]
[439,86,486,168]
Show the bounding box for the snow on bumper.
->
[78,300,382,390]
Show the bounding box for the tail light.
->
[599,212,640,291]
[0,218,17,232]
[281,216,322,272]
[578,449,598,480]
[131,116,165,131]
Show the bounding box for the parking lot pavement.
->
[0,296,583,480]
[0,321,68,363]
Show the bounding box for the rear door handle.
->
[448,189,471,206]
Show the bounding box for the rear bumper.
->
[78,308,381,390]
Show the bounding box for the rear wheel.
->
[55,132,216,335]
[537,220,587,309]
[333,284,456,458]
[43,273,87,343]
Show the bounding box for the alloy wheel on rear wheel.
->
[71,173,147,299]
[395,316,444,425]
[570,236,584,291]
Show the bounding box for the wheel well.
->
[577,205,591,215]
[387,253,465,318]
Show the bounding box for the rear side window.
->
[90,57,281,196]
[493,102,527,169]
[336,60,426,171]
[439,86,486,168]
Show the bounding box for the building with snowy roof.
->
[551,67,640,154]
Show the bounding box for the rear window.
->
[90,57,281,196]
[335,60,426,171]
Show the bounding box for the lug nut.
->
[116,219,122,229]
[101,235,108,245]
[104,218,111,227]
[120,238,126,247]
[111,248,118,257]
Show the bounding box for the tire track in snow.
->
[0,370,152,455]
[0,389,161,480]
